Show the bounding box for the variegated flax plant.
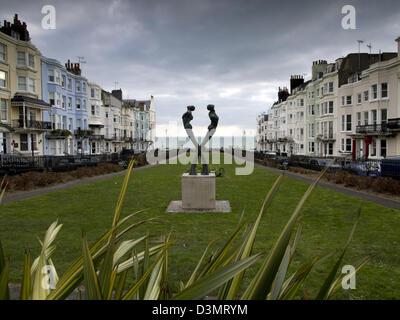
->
[0,159,372,300]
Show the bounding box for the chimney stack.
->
[396,37,400,56]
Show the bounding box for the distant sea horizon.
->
[153,136,257,151]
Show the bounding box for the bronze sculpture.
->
[182,104,219,175]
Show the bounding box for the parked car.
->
[344,161,381,177]
[310,158,342,172]
[380,157,400,179]
[120,149,139,158]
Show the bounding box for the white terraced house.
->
[257,37,400,160]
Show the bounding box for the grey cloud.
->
[1,0,399,133]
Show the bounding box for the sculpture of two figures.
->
[182,105,219,175]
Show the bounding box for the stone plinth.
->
[182,173,215,209]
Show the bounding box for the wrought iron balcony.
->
[356,124,388,135]
[74,129,94,137]
[316,133,336,141]
[12,119,52,130]
[387,118,400,131]
[89,135,105,140]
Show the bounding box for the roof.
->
[123,99,151,110]
[11,95,51,108]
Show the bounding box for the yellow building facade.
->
[0,14,50,155]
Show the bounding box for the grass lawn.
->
[0,159,399,299]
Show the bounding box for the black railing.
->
[356,124,388,134]
[12,119,52,130]
[387,118,400,130]
[89,135,105,140]
[74,129,94,137]
[0,152,134,174]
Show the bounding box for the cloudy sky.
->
[1,0,400,136]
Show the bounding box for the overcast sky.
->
[1,0,400,136]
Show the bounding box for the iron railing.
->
[12,119,52,130]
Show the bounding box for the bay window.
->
[0,70,6,88]
[17,76,27,91]
[48,69,55,82]
[381,83,388,98]
[28,78,35,93]
[17,51,26,66]
[0,43,6,61]
[381,109,387,124]
[28,54,35,68]
[0,98,7,121]
[371,84,378,100]
[364,90,369,101]
[49,92,55,106]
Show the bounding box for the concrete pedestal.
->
[166,172,231,213]
[182,173,216,209]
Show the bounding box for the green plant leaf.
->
[114,269,128,300]
[122,252,164,300]
[268,244,291,300]
[315,205,361,300]
[82,233,102,300]
[173,253,263,300]
[20,249,31,300]
[0,257,10,300]
[326,254,374,299]
[242,162,333,300]
[225,174,283,300]
[185,239,217,288]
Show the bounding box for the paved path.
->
[2,163,155,205]
[254,162,400,210]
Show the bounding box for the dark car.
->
[344,161,381,177]
[120,149,139,157]
[380,157,400,179]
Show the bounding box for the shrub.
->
[5,163,124,192]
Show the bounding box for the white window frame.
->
[17,76,27,92]
[0,98,8,121]
[0,70,7,88]
[48,69,55,83]
[381,83,388,99]
[0,43,6,62]
[17,51,26,66]
[371,84,378,100]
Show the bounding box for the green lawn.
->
[1,160,399,299]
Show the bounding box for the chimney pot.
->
[395,37,400,56]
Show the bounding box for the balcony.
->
[89,135,105,140]
[316,133,336,141]
[74,129,94,137]
[46,129,73,139]
[387,118,400,131]
[12,119,52,131]
[356,124,389,135]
